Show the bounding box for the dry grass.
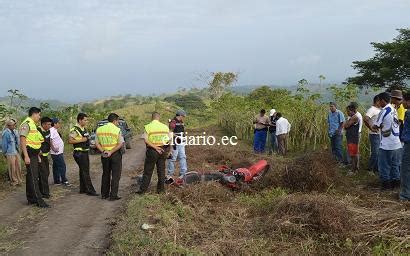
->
[109,130,410,255]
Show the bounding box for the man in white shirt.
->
[373,92,402,190]
[364,96,381,174]
[50,118,70,186]
[275,112,291,156]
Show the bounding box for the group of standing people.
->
[253,109,291,156]
[2,107,125,208]
[328,90,410,201]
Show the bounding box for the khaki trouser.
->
[7,154,23,185]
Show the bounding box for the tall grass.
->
[213,86,372,166]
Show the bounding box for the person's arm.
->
[20,136,30,164]
[344,115,358,129]
[68,129,87,144]
[2,133,9,156]
[372,110,385,130]
[144,138,164,154]
[49,130,59,152]
[337,112,345,135]
[105,132,124,157]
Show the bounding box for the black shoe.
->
[391,180,401,190]
[381,180,392,191]
[101,195,109,200]
[109,196,122,201]
[135,190,145,195]
[87,192,100,196]
[27,200,37,205]
[42,194,50,199]
[37,201,50,208]
[79,191,86,194]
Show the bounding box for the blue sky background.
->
[0,0,409,102]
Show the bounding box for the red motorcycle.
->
[167,160,270,190]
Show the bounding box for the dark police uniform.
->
[19,117,48,207]
[69,125,97,195]
[38,127,51,198]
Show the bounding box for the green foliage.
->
[327,84,360,105]
[208,72,238,100]
[237,187,287,209]
[164,93,207,111]
[348,28,410,89]
[213,85,329,151]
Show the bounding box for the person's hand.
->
[24,156,30,165]
[105,151,112,157]
[155,146,164,154]
[38,156,42,163]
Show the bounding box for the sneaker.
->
[63,181,72,187]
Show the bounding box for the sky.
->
[0,0,409,102]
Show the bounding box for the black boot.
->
[391,180,401,190]
[381,180,391,191]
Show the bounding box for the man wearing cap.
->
[37,117,52,198]
[167,109,188,179]
[137,112,172,194]
[19,107,49,208]
[391,90,405,138]
[2,119,23,186]
[267,109,278,155]
[50,118,70,186]
[253,109,270,153]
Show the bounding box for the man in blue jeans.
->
[167,110,188,179]
[327,102,345,163]
[399,93,410,201]
[50,118,70,186]
[364,96,381,174]
[373,92,402,190]
[253,109,269,153]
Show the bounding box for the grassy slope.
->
[108,130,409,255]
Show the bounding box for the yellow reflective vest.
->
[144,120,170,146]
[20,117,44,150]
[96,122,121,151]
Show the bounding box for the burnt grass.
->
[109,139,410,255]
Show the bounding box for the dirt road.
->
[0,140,144,256]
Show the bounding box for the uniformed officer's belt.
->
[149,145,169,149]
[26,146,40,155]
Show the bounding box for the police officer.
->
[38,117,52,199]
[137,112,171,194]
[68,113,98,196]
[95,113,124,200]
[167,109,188,179]
[19,107,50,208]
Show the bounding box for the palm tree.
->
[319,75,326,87]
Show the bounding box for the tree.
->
[319,75,326,86]
[208,72,238,100]
[348,28,410,89]
[7,89,28,117]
